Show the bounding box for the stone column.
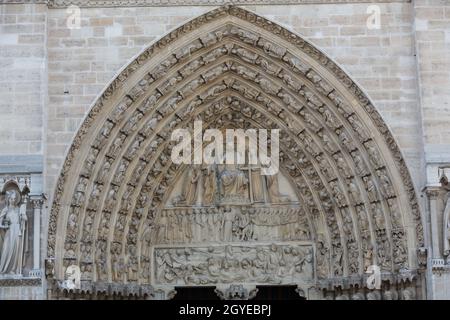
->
[426,188,442,260]
[29,197,44,277]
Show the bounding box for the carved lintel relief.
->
[47,5,424,299]
[153,243,314,286]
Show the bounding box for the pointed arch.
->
[47,5,424,299]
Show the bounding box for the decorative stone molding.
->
[0,0,411,8]
[215,284,258,300]
[53,280,154,298]
[430,258,450,274]
[0,0,47,4]
[0,278,42,287]
[0,174,30,194]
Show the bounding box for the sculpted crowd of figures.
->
[141,206,310,246]
[54,11,419,298]
[154,244,314,285]
[173,165,290,206]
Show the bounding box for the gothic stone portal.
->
[47,6,424,300]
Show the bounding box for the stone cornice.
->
[0,0,411,8]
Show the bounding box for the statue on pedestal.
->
[0,189,28,275]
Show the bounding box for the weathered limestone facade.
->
[0,0,449,300]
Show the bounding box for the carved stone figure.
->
[250,168,265,202]
[95,240,107,281]
[387,198,402,229]
[356,205,369,231]
[347,238,359,274]
[319,107,338,129]
[104,186,119,212]
[180,59,204,77]
[66,206,79,242]
[73,176,88,206]
[110,96,132,123]
[333,154,352,178]
[222,206,237,242]
[183,167,201,206]
[363,240,373,270]
[203,47,227,64]
[202,165,217,205]
[316,235,329,278]
[259,39,286,58]
[329,181,346,207]
[383,289,398,300]
[266,174,289,203]
[0,190,27,274]
[316,155,336,181]
[256,77,280,95]
[300,109,321,132]
[108,133,127,157]
[93,121,114,149]
[111,243,124,282]
[220,165,248,202]
[81,148,99,177]
[113,159,129,185]
[351,150,368,176]
[97,158,113,184]
[365,141,383,168]
[336,128,356,152]
[377,169,395,198]
[332,242,343,276]
[126,135,144,159]
[348,115,368,142]
[372,203,385,230]
[231,47,258,64]
[122,111,143,135]
[319,131,338,154]
[139,92,161,114]
[401,288,415,300]
[87,183,103,211]
[230,26,259,44]
[364,176,378,202]
[348,179,361,204]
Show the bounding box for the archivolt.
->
[47,5,423,294]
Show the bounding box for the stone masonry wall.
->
[0,3,47,174]
[413,0,450,185]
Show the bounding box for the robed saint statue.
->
[0,189,28,275]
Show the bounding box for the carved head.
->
[5,189,20,207]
